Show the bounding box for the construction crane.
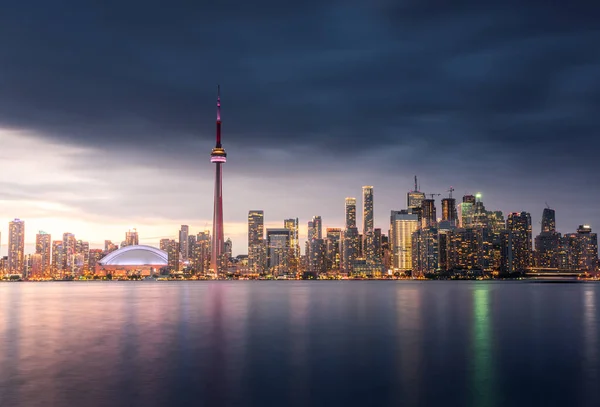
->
[425,193,441,199]
[448,187,455,199]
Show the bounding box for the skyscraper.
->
[76,240,90,274]
[8,219,25,274]
[63,233,76,275]
[248,210,265,274]
[266,228,290,276]
[210,85,227,276]
[506,212,533,272]
[125,228,139,246]
[541,208,556,233]
[412,227,439,277]
[421,199,437,228]
[35,231,52,276]
[535,207,560,269]
[342,227,360,273]
[407,176,426,210]
[441,198,457,226]
[389,210,419,271]
[345,197,357,229]
[284,218,300,275]
[52,240,64,277]
[362,186,374,235]
[166,239,179,271]
[362,186,375,260]
[458,194,475,228]
[563,225,598,272]
[179,225,189,259]
[312,216,323,240]
[326,228,342,271]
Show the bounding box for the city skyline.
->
[0,185,596,259]
[1,2,599,257]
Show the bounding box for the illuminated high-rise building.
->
[52,240,64,277]
[125,229,139,246]
[412,227,439,277]
[30,253,43,279]
[447,228,484,271]
[8,219,25,274]
[179,225,189,259]
[541,208,556,233]
[76,240,90,274]
[166,239,179,271]
[192,231,211,274]
[535,207,560,269]
[563,225,598,272]
[390,210,419,271]
[362,186,375,260]
[248,210,265,274]
[326,228,342,271]
[224,238,233,262]
[362,186,374,235]
[210,86,227,276]
[62,233,77,275]
[89,249,104,271]
[407,176,426,210]
[472,193,489,228]
[159,239,171,251]
[312,216,322,240]
[266,228,290,276]
[506,212,533,272]
[345,198,357,228]
[35,231,52,276]
[342,227,360,273]
[284,218,300,275]
[441,198,457,226]
[458,194,475,228]
[421,199,437,228]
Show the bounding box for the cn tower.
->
[210,85,226,276]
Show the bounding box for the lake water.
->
[0,281,598,407]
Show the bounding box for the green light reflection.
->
[472,285,495,407]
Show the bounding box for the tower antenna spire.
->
[414,175,418,192]
[216,84,222,147]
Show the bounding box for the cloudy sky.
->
[1,1,599,255]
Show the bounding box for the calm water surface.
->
[0,281,599,407]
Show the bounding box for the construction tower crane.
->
[448,187,455,199]
[426,193,441,199]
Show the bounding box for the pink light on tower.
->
[210,85,227,276]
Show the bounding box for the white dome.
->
[99,245,168,266]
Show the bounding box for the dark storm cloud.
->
[1,0,600,235]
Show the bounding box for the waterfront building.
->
[8,219,25,274]
[248,210,265,274]
[35,231,52,276]
[390,210,419,271]
[52,240,64,277]
[506,212,533,272]
[412,227,439,276]
[96,245,168,276]
[62,233,77,275]
[266,228,290,276]
[284,218,300,275]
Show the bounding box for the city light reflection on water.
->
[0,281,599,407]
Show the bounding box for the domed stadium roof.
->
[98,245,168,266]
